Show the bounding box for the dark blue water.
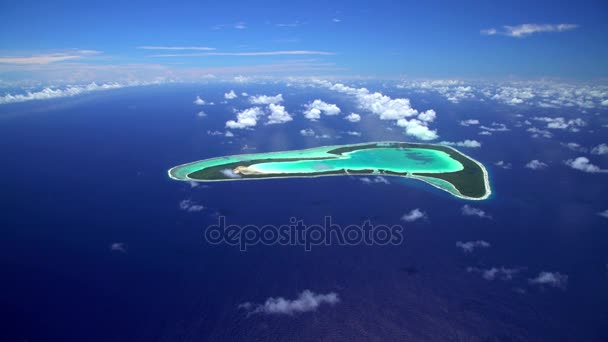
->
[1,85,607,341]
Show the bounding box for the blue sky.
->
[0,0,607,84]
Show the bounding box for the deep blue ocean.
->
[1,84,607,341]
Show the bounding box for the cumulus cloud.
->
[482,23,578,38]
[445,86,475,103]
[480,122,509,132]
[109,242,127,253]
[300,128,315,137]
[561,142,587,153]
[397,80,475,104]
[494,161,512,169]
[417,109,436,122]
[220,168,241,178]
[598,210,608,219]
[0,82,135,104]
[461,205,492,219]
[188,181,201,188]
[591,143,608,155]
[250,94,284,105]
[241,144,256,151]
[234,76,250,83]
[529,271,568,289]
[266,103,293,124]
[525,160,548,170]
[226,95,291,126]
[303,99,341,120]
[193,96,206,105]
[399,79,608,110]
[224,90,238,99]
[533,117,586,132]
[527,127,553,139]
[326,82,438,140]
[396,119,439,140]
[179,199,205,212]
[345,113,361,122]
[359,176,390,185]
[456,240,490,253]
[226,107,264,129]
[239,290,339,315]
[225,131,234,137]
[467,266,520,281]
[440,140,481,148]
[480,28,498,36]
[401,209,427,222]
[460,119,480,126]
[487,86,531,105]
[564,157,607,173]
[197,110,207,117]
[346,131,361,136]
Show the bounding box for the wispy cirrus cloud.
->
[137,46,215,51]
[149,50,335,57]
[481,23,578,38]
[275,21,302,28]
[0,50,101,64]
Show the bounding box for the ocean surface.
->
[1,84,607,341]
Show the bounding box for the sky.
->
[0,0,607,86]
